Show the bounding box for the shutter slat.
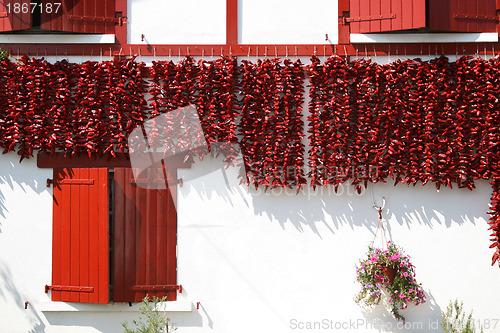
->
[113,168,178,302]
[50,168,109,304]
[70,173,80,302]
[79,168,90,303]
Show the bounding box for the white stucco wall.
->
[0,139,499,333]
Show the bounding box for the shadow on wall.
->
[0,157,49,229]
[0,262,46,333]
[361,291,442,332]
[180,155,493,237]
[249,180,493,237]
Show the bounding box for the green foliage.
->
[442,299,483,333]
[355,241,426,322]
[122,295,176,333]
[0,48,8,62]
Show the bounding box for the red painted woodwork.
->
[41,0,115,33]
[429,0,497,32]
[349,0,496,33]
[348,0,426,33]
[113,168,178,302]
[0,0,32,32]
[51,168,109,303]
[226,0,238,44]
[36,152,193,169]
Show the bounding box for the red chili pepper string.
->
[238,58,306,191]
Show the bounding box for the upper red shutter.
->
[41,0,116,33]
[0,0,32,32]
[113,168,178,302]
[51,168,109,304]
[348,0,497,33]
[429,0,497,32]
[348,0,426,33]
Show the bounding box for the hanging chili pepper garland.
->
[148,56,240,162]
[238,58,307,190]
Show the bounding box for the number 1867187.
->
[5,2,62,14]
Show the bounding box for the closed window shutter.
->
[113,168,178,302]
[0,0,32,32]
[348,0,426,33]
[51,168,109,304]
[41,0,115,33]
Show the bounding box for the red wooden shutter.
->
[41,0,116,33]
[51,168,109,304]
[429,0,497,32]
[0,0,32,32]
[113,168,178,302]
[348,0,426,33]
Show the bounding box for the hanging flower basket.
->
[355,241,426,322]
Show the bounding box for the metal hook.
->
[372,197,386,213]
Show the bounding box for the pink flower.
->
[399,293,405,299]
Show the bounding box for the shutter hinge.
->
[129,178,183,186]
[345,14,396,23]
[47,178,94,187]
[131,285,182,293]
[68,13,127,26]
[340,11,350,25]
[454,13,499,22]
[45,284,94,293]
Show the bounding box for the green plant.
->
[442,299,483,333]
[0,48,8,61]
[122,295,176,333]
[355,241,426,322]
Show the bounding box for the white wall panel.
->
[240,0,338,44]
[128,0,226,44]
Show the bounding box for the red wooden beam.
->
[338,0,350,44]
[37,152,194,169]
[226,0,238,45]
[6,42,500,58]
[115,0,127,46]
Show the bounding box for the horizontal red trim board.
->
[37,152,131,168]
[37,152,193,169]
[3,43,500,57]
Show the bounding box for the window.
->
[0,0,120,33]
[346,0,497,34]
[46,167,179,304]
